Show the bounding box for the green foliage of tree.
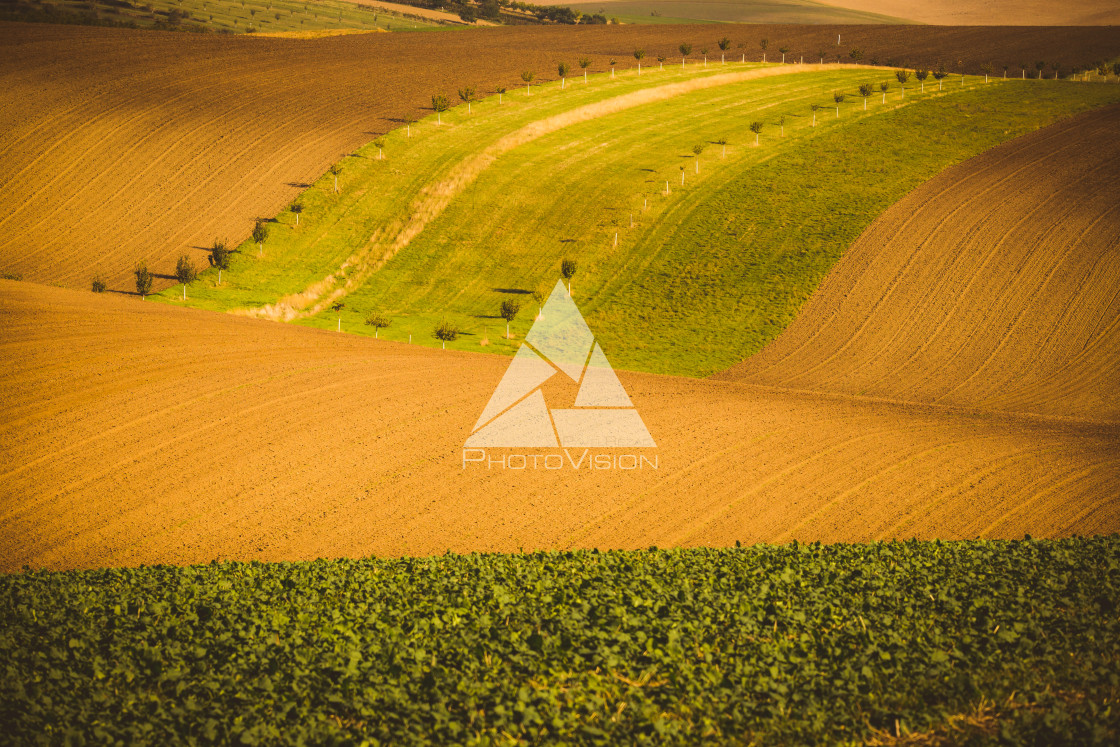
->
[134,262,152,299]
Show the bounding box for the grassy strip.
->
[2,537,1118,743]
[156,67,1120,376]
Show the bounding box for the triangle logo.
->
[465,280,655,448]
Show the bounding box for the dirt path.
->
[719,104,1120,425]
[2,280,1116,572]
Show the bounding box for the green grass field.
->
[566,0,908,25]
[2,0,442,33]
[155,64,1120,376]
[3,537,1118,743]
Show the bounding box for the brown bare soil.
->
[720,104,1120,425]
[2,22,1118,293]
[820,0,1120,26]
[1,279,1117,572]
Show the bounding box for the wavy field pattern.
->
[1,280,1117,572]
[722,105,1120,424]
[2,23,1118,291]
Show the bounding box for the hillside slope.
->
[2,23,1118,293]
[2,280,1117,572]
[720,104,1120,424]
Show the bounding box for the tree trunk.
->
[695,157,698,173]
[219,268,222,284]
[721,54,724,64]
[813,112,816,126]
[637,64,640,75]
[182,284,186,300]
[506,321,509,338]
[755,133,758,145]
[863,98,866,110]
[337,318,340,332]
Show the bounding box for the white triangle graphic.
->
[466,280,655,448]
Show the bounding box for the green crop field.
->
[2,537,1118,743]
[0,0,442,33]
[153,64,1120,375]
[565,0,908,26]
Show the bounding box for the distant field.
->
[816,0,1120,26]
[4,23,1119,296]
[0,0,441,32]
[567,0,906,25]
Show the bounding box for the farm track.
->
[720,104,1120,425]
[1,279,1117,572]
[2,22,1120,290]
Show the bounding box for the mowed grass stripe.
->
[158,67,1120,376]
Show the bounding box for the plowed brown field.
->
[2,22,1119,293]
[820,0,1120,26]
[2,277,1117,573]
[720,104,1120,425]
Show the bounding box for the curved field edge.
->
[153,70,1120,377]
[5,281,1119,574]
[3,24,1119,293]
[1,537,1118,743]
[721,103,1120,423]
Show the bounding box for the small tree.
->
[692,143,704,172]
[531,287,546,319]
[894,69,909,98]
[579,56,591,82]
[778,115,785,137]
[858,83,872,109]
[716,137,728,157]
[833,92,844,117]
[718,37,731,64]
[91,276,106,293]
[209,239,231,285]
[701,48,708,65]
[849,48,863,62]
[458,86,476,114]
[135,262,152,300]
[657,54,666,71]
[365,312,391,338]
[1035,60,1045,79]
[779,45,789,63]
[679,43,691,67]
[373,138,385,160]
[609,58,616,78]
[760,38,768,62]
[749,121,762,145]
[933,66,947,90]
[433,320,459,349]
[981,62,992,83]
[432,93,450,124]
[328,162,342,193]
[810,102,820,126]
[631,49,644,76]
[521,70,534,95]
[817,48,826,64]
[331,301,345,331]
[499,299,520,338]
[561,258,578,295]
[176,253,197,300]
[252,220,269,256]
[915,68,929,92]
[557,62,569,88]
